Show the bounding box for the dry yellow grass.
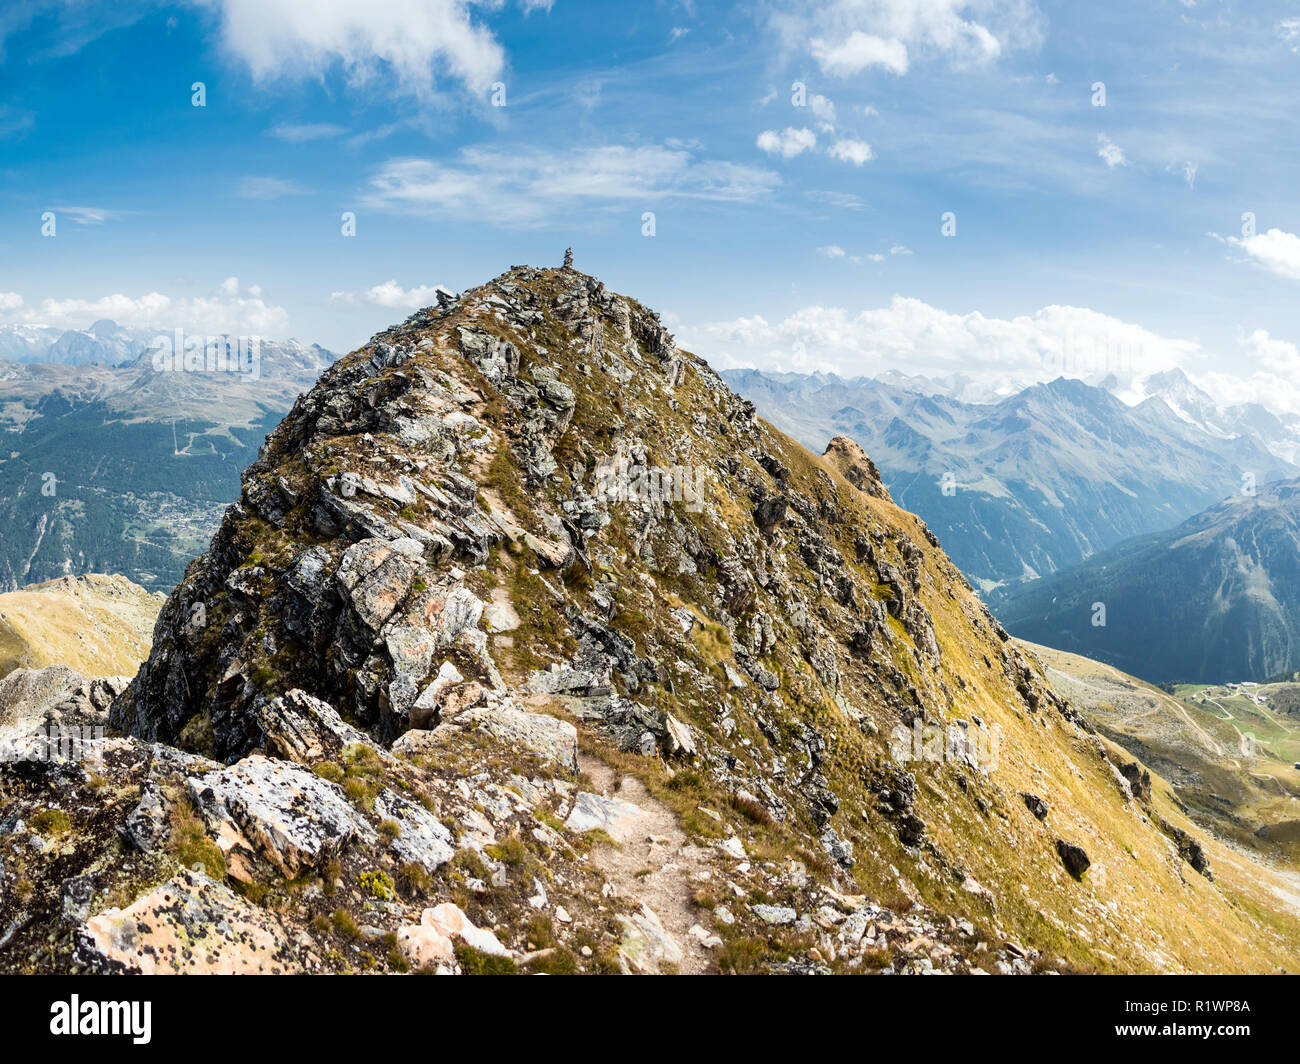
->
[0,573,163,678]
[792,428,1300,972]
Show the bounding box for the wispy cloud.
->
[48,205,125,226]
[1278,17,1300,54]
[361,144,781,226]
[1166,159,1197,188]
[1096,134,1127,168]
[0,0,154,65]
[268,121,348,142]
[236,176,311,199]
[0,104,33,140]
[817,244,889,265]
[807,189,865,210]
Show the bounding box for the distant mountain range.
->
[0,328,337,592]
[1136,368,1300,465]
[724,367,1298,589]
[0,319,159,366]
[991,479,1300,682]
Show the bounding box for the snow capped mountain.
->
[0,319,336,372]
[0,323,64,363]
[0,319,154,365]
[873,369,1034,404]
[1127,368,1300,464]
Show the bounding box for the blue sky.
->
[4,1,1300,407]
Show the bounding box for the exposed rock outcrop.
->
[0,262,1277,975]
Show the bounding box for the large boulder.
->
[188,755,376,880]
[75,869,302,974]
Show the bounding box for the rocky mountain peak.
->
[822,435,893,503]
[65,262,1288,974]
[111,261,1021,817]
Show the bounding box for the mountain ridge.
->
[991,477,1300,683]
[2,262,1298,974]
[0,572,163,678]
[724,367,1297,589]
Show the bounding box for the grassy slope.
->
[0,573,163,677]
[852,511,1300,973]
[1021,638,1300,964]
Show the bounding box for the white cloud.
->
[0,278,289,336]
[269,121,347,142]
[1225,228,1300,282]
[201,0,506,95]
[1198,331,1300,415]
[786,1,1038,78]
[49,206,121,226]
[809,93,836,124]
[756,126,817,158]
[818,245,890,264]
[807,189,865,210]
[828,137,873,165]
[811,31,910,75]
[362,145,780,225]
[1242,329,1300,376]
[676,297,1196,397]
[331,280,452,310]
[236,175,310,198]
[1097,134,1127,168]
[1167,160,1197,188]
[889,244,913,255]
[1278,17,1300,53]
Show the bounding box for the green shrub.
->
[359,870,396,900]
[331,909,361,939]
[455,943,517,975]
[30,809,71,835]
